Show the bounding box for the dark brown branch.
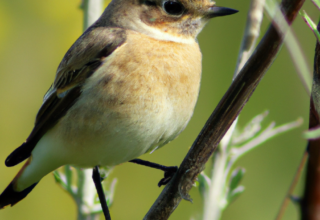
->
[301,21,320,220]
[143,0,305,219]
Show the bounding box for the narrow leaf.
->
[198,172,211,199]
[300,10,320,42]
[232,111,269,145]
[227,186,245,203]
[312,0,320,10]
[53,171,68,190]
[229,168,246,191]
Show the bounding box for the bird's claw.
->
[158,166,178,187]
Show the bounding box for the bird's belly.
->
[54,92,195,167]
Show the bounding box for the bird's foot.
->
[129,159,178,187]
[158,166,178,187]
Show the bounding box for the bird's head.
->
[99,0,238,43]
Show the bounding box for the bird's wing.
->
[5,27,127,167]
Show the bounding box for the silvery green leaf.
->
[64,165,73,185]
[198,172,211,199]
[227,186,245,204]
[229,168,245,192]
[53,171,68,190]
[232,111,269,145]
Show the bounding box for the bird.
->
[0,0,237,210]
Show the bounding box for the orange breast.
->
[99,30,202,113]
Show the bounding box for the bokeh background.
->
[0,0,318,219]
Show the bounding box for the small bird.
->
[0,0,237,209]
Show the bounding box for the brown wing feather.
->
[5,27,127,167]
[54,27,127,95]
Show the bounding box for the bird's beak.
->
[206,6,238,18]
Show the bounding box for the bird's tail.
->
[0,158,38,209]
[0,181,38,209]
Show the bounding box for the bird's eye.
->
[163,1,184,16]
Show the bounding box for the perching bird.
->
[0,0,237,209]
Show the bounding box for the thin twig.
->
[234,0,265,77]
[143,0,305,219]
[81,0,104,30]
[275,151,308,220]
[92,167,111,220]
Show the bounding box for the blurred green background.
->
[0,0,317,219]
